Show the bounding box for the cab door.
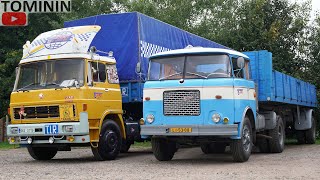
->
[232,58,255,124]
[87,61,121,120]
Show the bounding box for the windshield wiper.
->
[16,82,40,92]
[45,82,60,86]
[159,72,182,80]
[185,72,207,79]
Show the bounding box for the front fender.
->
[232,106,255,139]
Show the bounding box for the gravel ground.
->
[0,144,320,180]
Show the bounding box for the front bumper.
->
[141,124,238,136]
[7,112,90,144]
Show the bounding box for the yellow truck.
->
[6,25,140,160]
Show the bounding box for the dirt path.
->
[0,144,319,179]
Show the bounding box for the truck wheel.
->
[305,116,316,144]
[269,116,285,153]
[120,140,132,153]
[92,120,122,161]
[27,146,57,160]
[200,143,226,154]
[151,137,176,161]
[230,116,252,162]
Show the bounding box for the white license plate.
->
[19,128,34,134]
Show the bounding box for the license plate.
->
[170,127,192,133]
[44,124,59,135]
[19,128,34,134]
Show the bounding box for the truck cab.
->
[6,26,136,161]
[141,47,257,162]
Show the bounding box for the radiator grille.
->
[163,90,200,116]
[14,105,59,119]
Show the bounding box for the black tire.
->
[92,120,122,161]
[230,116,252,162]
[27,146,57,160]
[120,140,132,153]
[305,116,316,144]
[269,115,285,153]
[151,137,176,161]
[200,143,226,154]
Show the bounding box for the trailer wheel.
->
[151,137,176,161]
[305,116,316,144]
[269,116,285,153]
[230,116,252,162]
[27,146,57,160]
[92,120,122,160]
[120,140,132,153]
[200,143,226,154]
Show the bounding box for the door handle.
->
[105,89,109,92]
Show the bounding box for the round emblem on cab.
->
[39,93,44,99]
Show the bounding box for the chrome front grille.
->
[163,90,200,116]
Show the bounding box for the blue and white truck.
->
[66,12,317,162]
[140,47,317,162]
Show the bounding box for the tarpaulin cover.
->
[64,12,228,82]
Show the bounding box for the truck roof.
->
[150,47,249,59]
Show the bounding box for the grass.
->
[132,141,151,148]
[0,142,19,149]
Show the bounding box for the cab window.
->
[106,64,119,84]
[232,58,244,78]
[91,62,106,82]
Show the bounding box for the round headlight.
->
[212,113,221,123]
[146,114,155,124]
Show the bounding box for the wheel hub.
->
[242,125,251,152]
[105,131,118,150]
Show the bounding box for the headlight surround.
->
[63,125,74,132]
[146,114,155,124]
[10,127,18,134]
[212,113,221,123]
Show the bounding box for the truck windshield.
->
[148,54,230,80]
[15,59,84,91]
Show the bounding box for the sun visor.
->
[22,25,101,59]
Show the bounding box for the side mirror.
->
[136,62,141,73]
[237,57,245,69]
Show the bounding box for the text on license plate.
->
[170,128,192,133]
[45,124,58,135]
[19,128,34,133]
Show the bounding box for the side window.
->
[232,58,244,78]
[91,62,106,82]
[106,64,119,84]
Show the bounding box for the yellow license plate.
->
[170,128,192,133]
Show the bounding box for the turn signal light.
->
[7,107,10,115]
[215,95,222,99]
[67,136,75,142]
[254,92,257,98]
[145,97,150,101]
[82,104,87,111]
